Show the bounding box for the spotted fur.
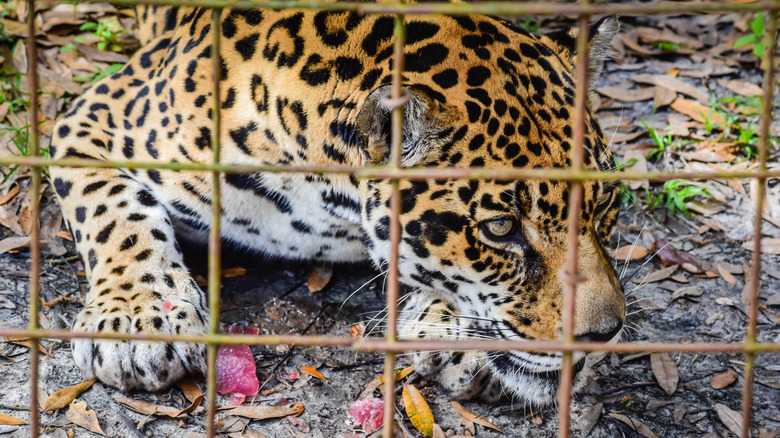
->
[50,6,625,405]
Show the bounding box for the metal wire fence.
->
[0,1,777,437]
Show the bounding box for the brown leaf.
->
[608,413,660,438]
[716,264,738,287]
[432,423,447,438]
[0,236,31,255]
[42,379,96,412]
[615,245,648,261]
[177,378,204,404]
[711,369,738,389]
[742,238,780,255]
[714,403,743,437]
[654,86,677,107]
[724,79,762,96]
[115,396,188,419]
[577,403,602,436]
[66,400,107,436]
[650,353,678,395]
[307,264,333,293]
[4,336,49,355]
[301,366,326,382]
[622,149,649,190]
[451,402,502,433]
[222,267,246,278]
[403,384,435,437]
[632,74,709,102]
[633,265,678,284]
[0,414,24,425]
[670,98,726,125]
[224,403,304,420]
[652,240,704,274]
[670,286,704,301]
[596,86,655,102]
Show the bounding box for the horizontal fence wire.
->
[10,0,779,437]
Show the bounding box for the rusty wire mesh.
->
[0,1,777,437]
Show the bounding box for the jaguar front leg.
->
[51,163,208,391]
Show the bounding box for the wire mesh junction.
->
[3,1,778,437]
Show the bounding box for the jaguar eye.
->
[483,219,514,239]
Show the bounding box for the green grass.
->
[61,17,127,54]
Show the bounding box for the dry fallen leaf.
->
[177,378,204,404]
[432,423,447,438]
[670,98,726,125]
[225,403,304,420]
[634,265,679,284]
[115,396,189,419]
[307,264,333,293]
[671,286,704,301]
[711,369,738,389]
[716,264,738,287]
[0,236,31,255]
[42,378,96,412]
[724,79,762,96]
[577,403,602,436]
[350,323,365,339]
[615,244,649,261]
[714,403,743,437]
[359,366,414,398]
[403,384,435,437]
[222,267,247,278]
[632,74,709,102]
[451,401,502,433]
[596,86,655,102]
[301,366,326,382]
[66,401,106,436]
[652,239,704,274]
[608,413,660,438]
[650,353,678,395]
[0,414,23,425]
[742,238,780,255]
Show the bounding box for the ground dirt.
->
[1,8,780,438]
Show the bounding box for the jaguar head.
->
[356,15,623,405]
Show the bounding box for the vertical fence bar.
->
[381,14,406,438]
[206,8,223,437]
[25,0,41,436]
[558,7,591,438]
[740,11,776,438]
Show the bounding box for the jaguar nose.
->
[574,319,623,343]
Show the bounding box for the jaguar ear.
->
[545,16,619,86]
[356,85,457,167]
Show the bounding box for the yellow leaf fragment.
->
[225,403,304,420]
[451,401,502,433]
[222,267,247,278]
[301,366,326,382]
[66,400,107,436]
[0,414,24,425]
[307,264,333,293]
[670,98,725,125]
[359,366,414,399]
[42,378,96,412]
[402,384,434,437]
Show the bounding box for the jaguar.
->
[49,4,625,406]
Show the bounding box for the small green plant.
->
[62,17,126,53]
[650,41,684,51]
[734,13,766,59]
[647,180,712,215]
[0,120,50,184]
[640,117,674,160]
[517,18,539,34]
[73,63,125,84]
